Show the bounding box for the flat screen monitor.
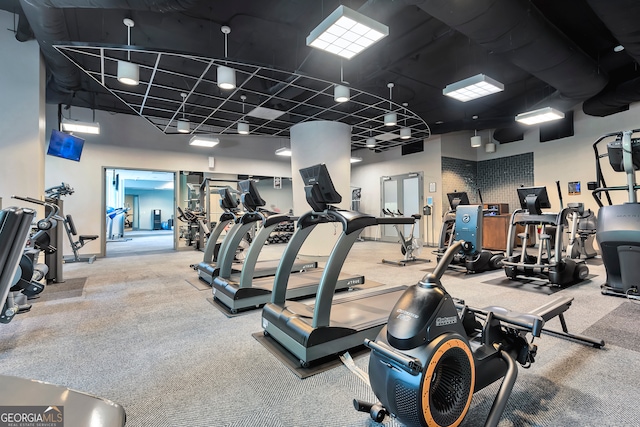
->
[47,129,85,162]
[299,163,341,211]
[447,192,469,210]
[517,186,551,214]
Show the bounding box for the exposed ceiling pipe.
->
[408,0,609,142]
[582,0,640,117]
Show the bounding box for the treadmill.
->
[200,179,317,286]
[195,186,246,284]
[261,164,414,367]
[213,180,365,314]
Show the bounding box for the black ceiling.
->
[5,0,640,143]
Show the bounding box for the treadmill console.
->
[218,186,239,211]
[239,179,266,212]
[299,163,342,212]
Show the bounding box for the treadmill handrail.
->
[238,216,292,288]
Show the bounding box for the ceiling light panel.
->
[515,107,565,125]
[443,74,504,102]
[306,6,389,59]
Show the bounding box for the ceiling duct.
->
[582,0,640,117]
[409,0,608,142]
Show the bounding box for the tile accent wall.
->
[441,157,480,211]
[477,153,534,212]
[442,153,534,213]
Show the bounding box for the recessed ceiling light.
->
[614,45,625,52]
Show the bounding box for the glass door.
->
[380,172,424,243]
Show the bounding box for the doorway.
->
[104,168,176,256]
[380,172,424,243]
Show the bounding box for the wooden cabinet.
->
[482,214,533,251]
[482,214,511,251]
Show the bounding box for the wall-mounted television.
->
[47,129,85,162]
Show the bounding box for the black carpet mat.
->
[252,331,368,379]
[206,297,257,318]
[36,278,86,302]
[583,301,640,352]
[585,257,603,266]
[185,278,211,291]
[481,274,597,295]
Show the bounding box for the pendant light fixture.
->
[334,61,350,103]
[238,95,249,134]
[177,93,190,133]
[217,26,236,90]
[400,102,411,139]
[384,83,396,126]
[471,130,482,147]
[117,18,139,86]
[365,127,376,148]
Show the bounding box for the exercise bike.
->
[355,240,604,427]
[381,208,430,266]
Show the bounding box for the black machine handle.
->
[364,339,423,376]
[421,240,468,286]
[556,180,563,210]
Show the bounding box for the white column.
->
[290,120,351,255]
[0,11,46,207]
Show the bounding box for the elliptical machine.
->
[589,129,640,299]
[434,193,502,273]
[355,240,604,427]
[502,185,589,286]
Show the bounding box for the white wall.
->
[44,105,292,256]
[476,103,640,213]
[0,10,45,209]
[128,189,174,230]
[352,104,640,245]
[351,135,443,241]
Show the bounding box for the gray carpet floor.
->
[1,240,638,426]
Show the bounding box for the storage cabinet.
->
[482,214,511,251]
[482,214,532,251]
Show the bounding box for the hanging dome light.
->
[237,95,249,134]
[217,65,236,90]
[177,119,190,133]
[334,84,350,102]
[384,83,396,126]
[237,121,249,135]
[217,26,236,90]
[117,19,139,86]
[177,93,190,133]
[366,137,377,148]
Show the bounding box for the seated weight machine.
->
[589,129,640,299]
[381,208,429,266]
[355,240,604,427]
